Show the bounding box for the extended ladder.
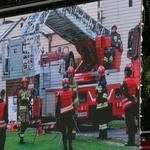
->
[21,5,110,44]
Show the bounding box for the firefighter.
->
[127,49,140,86]
[95,65,109,140]
[0,89,8,150]
[110,24,122,51]
[104,24,122,69]
[18,77,30,144]
[66,66,79,140]
[55,78,74,150]
[126,51,140,130]
[120,63,138,146]
[103,46,114,69]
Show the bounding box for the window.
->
[115,88,122,100]
[79,92,87,103]
[129,0,132,7]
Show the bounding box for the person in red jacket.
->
[0,89,8,150]
[55,78,74,150]
[120,64,138,146]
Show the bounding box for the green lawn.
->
[108,120,126,128]
[5,129,139,150]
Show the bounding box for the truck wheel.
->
[64,51,76,71]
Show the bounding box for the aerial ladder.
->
[43,6,121,84]
[21,5,121,78]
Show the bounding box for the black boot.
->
[63,144,67,150]
[69,139,73,150]
[97,131,102,140]
[103,129,109,139]
[20,137,25,144]
[124,143,136,146]
[125,132,135,146]
[69,146,73,150]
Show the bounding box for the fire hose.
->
[72,115,91,143]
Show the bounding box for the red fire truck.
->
[45,22,141,127]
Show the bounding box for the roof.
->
[0,17,24,41]
[0,16,54,41]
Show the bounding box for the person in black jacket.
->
[110,24,122,50]
[0,89,8,150]
[55,78,74,150]
[95,66,109,140]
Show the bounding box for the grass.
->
[108,120,126,129]
[5,129,139,150]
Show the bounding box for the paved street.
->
[78,128,139,142]
[77,124,139,147]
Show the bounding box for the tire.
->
[64,51,76,71]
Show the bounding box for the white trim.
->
[88,91,96,102]
[60,104,74,114]
[0,120,5,124]
[107,89,114,100]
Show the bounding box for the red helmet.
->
[20,77,28,83]
[62,78,69,86]
[66,66,75,76]
[111,24,117,30]
[97,65,105,76]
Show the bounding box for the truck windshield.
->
[79,92,87,103]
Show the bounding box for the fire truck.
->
[1,6,140,125]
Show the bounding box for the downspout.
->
[97,0,100,22]
[98,0,104,24]
[48,34,52,52]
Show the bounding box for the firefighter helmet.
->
[62,78,69,86]
[1,89,5,96]
[66,66,75,76]
[97,65,105,76]
[20,77,28,83]
[111,24,117,30]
